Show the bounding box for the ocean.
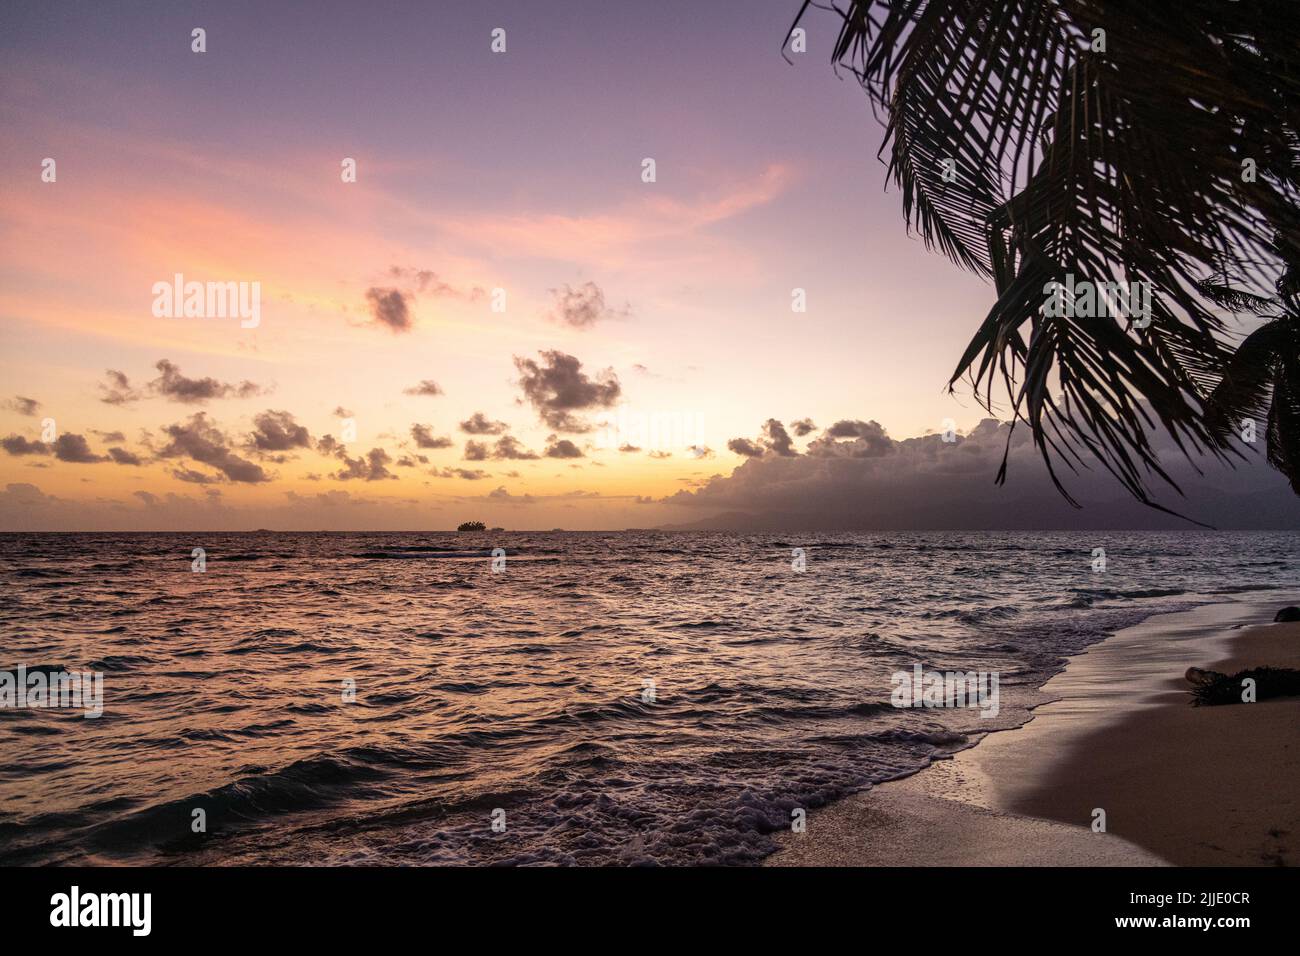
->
[1,530,1295,865]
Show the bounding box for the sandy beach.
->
[767,595,1300,867]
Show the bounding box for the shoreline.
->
[766,592,1300,866]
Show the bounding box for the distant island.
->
[457,521,486,532]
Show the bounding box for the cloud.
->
[107,447,143,466]
[1,482,56,507]
[248,410,311,452]
[810,420,894,458]
[365,287,413,333]
[618,443,642,453]
[403,380,444,397]
[728,420,809,459]
[1,435,48,456]
[92,430,126,442]
[791,418,817,437]
[545,439,585,459]
[648,450,672,459]
[438,163,793,269]
[545,281,629,330]
[459,412,508,435]
[151,360,265,404]
[492,435,540,460]
[485,486,536,505]
[333,406,354,418]
[466,435,540,460]
[172,466,219,483]
[4,396,40,416]
[53,433,106,463]
[386,266,484,300]
[158,413,270,483]
[662,416,1300,529]
[514,350,621,432]
[316,434,346,459]
[334,447,396,481]
[98,369,141,406]
[762,419,797,457]
[727,437,765,458]
[411,424,454,449]
[687,445,715,459]
[433,467,490,480]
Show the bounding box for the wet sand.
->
[766,596,1300,866]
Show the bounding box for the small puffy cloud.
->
[248,410,311,452]
[618,443,641,453]
[411,424,454,449]
[107,447,143,466]
[648,450,672,459]
[545,281,629,330]
[403,380,444,397]
[514,350,621,432]
[98,369,141,406]
[333,406,354,418]
[728,419,801,459]
[158,412,270,483]
[791,418,817,437]
[4,396,40,416]
[762,419,797,457]
[365,287,413,333]
[545,439,584,459]
[334,448,396,481]
[727,437,765,458]
[810,420,894,458]
[459,412,508,435]
[687,445,715,459]
[433,467,490,480]
[466,435,539,460]
[151,360,264,404]
[465,434,540,463]
[53,433,106,463]
[316,434,346,459]
[1,435,49,456]
[492,435,539,460]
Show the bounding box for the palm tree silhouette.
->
[792,0,1300,516]
[1203,237,1300,492]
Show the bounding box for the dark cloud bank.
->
[665,418,1300,531]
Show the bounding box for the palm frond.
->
[796,0,1300,509]
[1267,353,1300,494]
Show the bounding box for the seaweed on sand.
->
[1191,667,1300,707]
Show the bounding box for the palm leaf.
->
[796,0,1300,509]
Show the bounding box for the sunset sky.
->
[2,0,1283,531]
